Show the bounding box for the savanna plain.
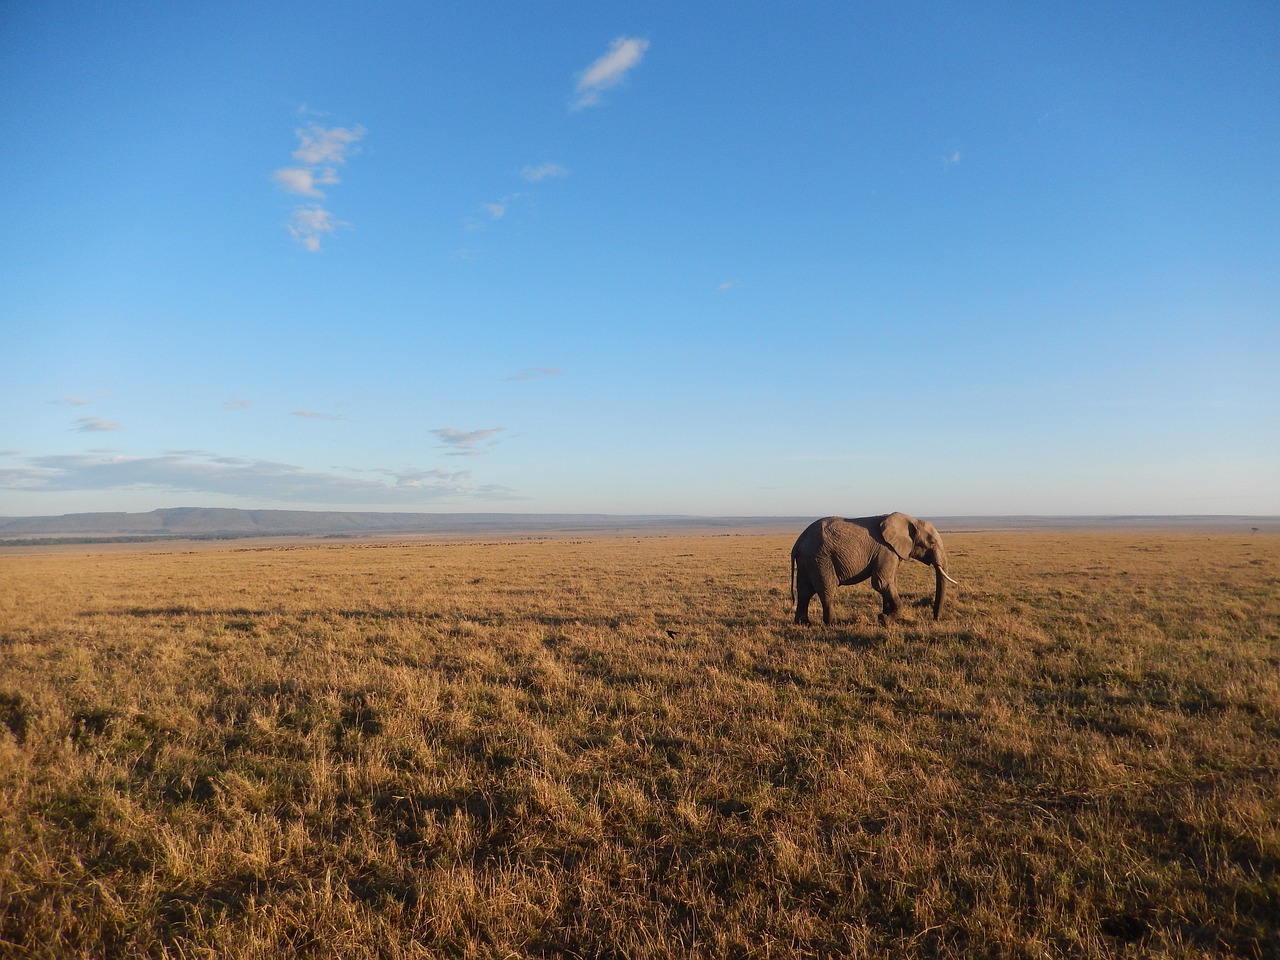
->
[1,528,1278,959]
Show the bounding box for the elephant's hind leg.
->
[794,571,816,624]
[814,560,839,626]
[818,592,835,626]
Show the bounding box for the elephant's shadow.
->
[785,594,942,649]
[831,629,886,651]
[785,622,886,652]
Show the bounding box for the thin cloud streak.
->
[75,416,122,433]
[506,367,563,381]
[0,452,517,504]
[521,163,568,182]
[432,427,504,456]
[574,37,649,108]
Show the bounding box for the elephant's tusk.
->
[939,569,959,585]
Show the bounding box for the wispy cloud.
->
[717,279,742,292]
[465,168,565,244]
[273,166,340,198]
[286,206,348,253]
[432,427,504,456]
[943,150,961,166]
[506,367,563,381]
[521,163,568,182]
[76,415,121,433]
[223,399,251,411]
[472,189,528,227]
[291,409,346,421]
[574,37,649,109]
[275,122,365,252]
[292,124,365,166]
[0,451,517,504]
[377,466,470,489]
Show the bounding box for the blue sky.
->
[2,1,1277,517]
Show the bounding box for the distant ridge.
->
[0,508,808,544]
[0,508,1275,545]
[934,515,1279,533]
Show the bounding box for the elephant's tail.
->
[789,548,796,604]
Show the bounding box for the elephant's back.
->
[795,515,882,549]
[831,515,881,537]
[793,517,835,552]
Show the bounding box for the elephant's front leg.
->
[872,571,902,625]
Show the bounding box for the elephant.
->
[790,512,958,626]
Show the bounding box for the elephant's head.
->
[880,512,958,619]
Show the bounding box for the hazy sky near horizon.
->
[3,1,1277,517]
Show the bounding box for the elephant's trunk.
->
[932,564,949,620]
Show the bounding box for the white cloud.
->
[76,416,121,433]
[521,163,568,182]
[276,122,364,251]
[287,205,347,253]
[274,166,340,198]
[717,279,742,292]
[574,37,649,108]
[432,427,504,456]
[223,399,251,411]
[943,150,961,165]
[291,124,365,166]
[479,191,525,223]
[291,409,346,421]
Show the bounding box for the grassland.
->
[1,529,1277,958]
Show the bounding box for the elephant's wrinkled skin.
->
[790,513,957,626]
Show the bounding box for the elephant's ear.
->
[880,513,914,560]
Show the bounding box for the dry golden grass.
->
[1,530,1277,958]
